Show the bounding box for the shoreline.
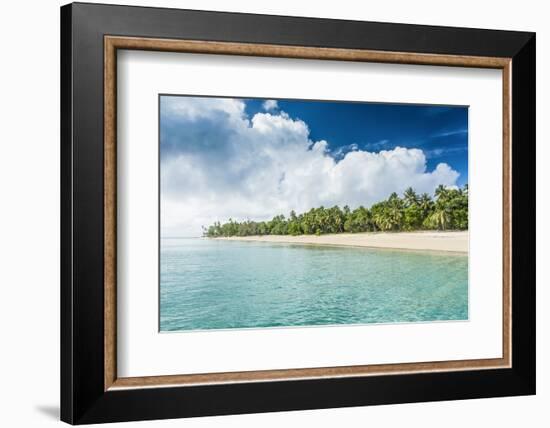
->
[213,231,468,253]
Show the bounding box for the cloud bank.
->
[160,97,460,236]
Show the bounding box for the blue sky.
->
[160,95,467,236]
[244,99,468,186]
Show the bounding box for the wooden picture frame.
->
[61,2,535,424]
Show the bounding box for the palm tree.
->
[330,206,345,233]
[435,184,448,202]
[427,207,451,230]
[387,192,404,230]
[418,193,433,218]
[373,210,391,231]
[419,193,432,209]
[388,192,400,203]
[343,205,351,216]
[387,204,403,230]
[403,187,419,207]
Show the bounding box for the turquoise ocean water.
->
[160,238,468,332]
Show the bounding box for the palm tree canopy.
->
[204,184,468,237]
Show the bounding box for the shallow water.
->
[160,238,468,332]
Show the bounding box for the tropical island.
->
[203,185,468,253]
[204,185,467,236]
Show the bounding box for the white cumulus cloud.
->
[160,97,460,236]
[262,99,278,111]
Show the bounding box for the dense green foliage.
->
[203,185,468,237]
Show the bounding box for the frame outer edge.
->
[510,33,536,392]
[63,3,536,423]
[60,3,75,424]
[73,2,533,58]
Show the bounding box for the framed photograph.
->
[60,2,535,424]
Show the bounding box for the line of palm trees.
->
[203,184,468,237]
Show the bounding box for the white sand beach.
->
[215,231,468,253]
